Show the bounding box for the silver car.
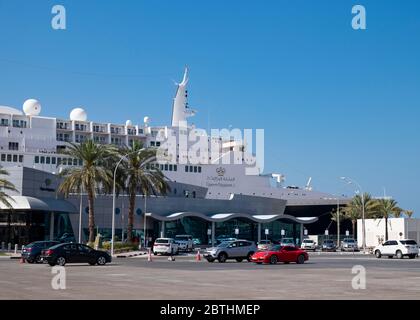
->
[340,238,359,252]
[204,240,257,263]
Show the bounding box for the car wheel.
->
[236,258,243,262]
[269,255,278,265]
[153,252,157,256]
[56,257,66,266]
[375,250,382,258]
[297,254,305,264]
[35,255,43,264]
[247,252,254,262]
[396,250,403,259]
[97,256,107,266]
[26,258,34,264]
[218,253,227,263]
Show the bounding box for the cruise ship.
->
[0,68,349,246]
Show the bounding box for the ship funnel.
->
[171,67,196,127]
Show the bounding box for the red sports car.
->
[251,245,309,264]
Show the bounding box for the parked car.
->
[21,241,60,263]
[251,245,309,264]
[41,243,112,266]
[203,240,257,263]
[174,235,194,252]
[322,239,337,252]
[340,238,359,251]
[300,239,317,251]
[257,240,272,251]
[153,238,179,256]
[280,238,295,247]
[374,239,419,259]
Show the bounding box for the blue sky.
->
[1,1,419,215]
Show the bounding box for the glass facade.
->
[147,217,304,246]
[0,211,74,246]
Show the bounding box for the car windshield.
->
[270,245,282,251]
[400,240,417,245]
[217,242,232,248]
[25,242,43,248]
[155,239,169,244]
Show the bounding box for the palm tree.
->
[58,140,116,243]
[341,193,378,237]
[0,166,17,244]
[373,198,403,241]
[119,141,170,243]
[0,166,17,208]
[405,210,414,218]
[330,208,349,234]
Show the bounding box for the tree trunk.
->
[127,189,136,243]
[385,216,388,241]
[6,210,11,244]
[87,186,95,243]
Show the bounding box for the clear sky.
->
[1,0,419,216]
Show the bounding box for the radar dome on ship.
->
[23,99,41,116]
[70,108,87,121]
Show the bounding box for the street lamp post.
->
[340,177,366,252]
[111,156,126,257]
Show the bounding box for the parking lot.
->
[1,253,419,300]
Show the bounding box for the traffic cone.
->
[147,248,153,262]
[196,249,201,261]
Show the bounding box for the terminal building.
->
[0,69,348,246]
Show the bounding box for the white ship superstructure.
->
[0,68,341,208]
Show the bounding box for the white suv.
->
[153,238,179,256]
[374,239,419,259]
[301,239,317,251]
[175,235,194,252]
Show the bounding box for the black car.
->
[41,243,112,266]
[21,241,60,263]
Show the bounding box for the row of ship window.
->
[145,163,202,173]
[0,119,27,128]
[57,122,144,135]
[0,154,24,163]
[34,156,83,166]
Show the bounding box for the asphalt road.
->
[1,253,419,300]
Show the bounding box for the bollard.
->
[14,244,18,254]
[7,243,11,252]
[1,242,4,250]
